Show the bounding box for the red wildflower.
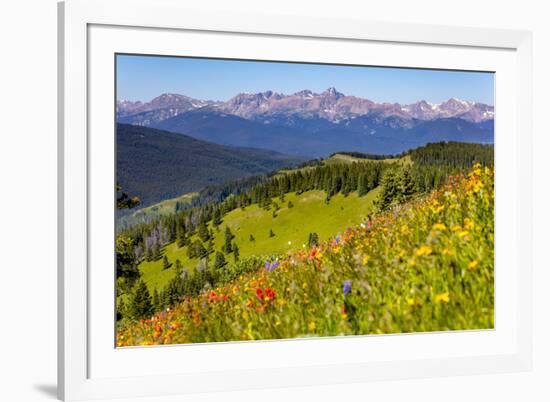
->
[256,288,264,301]
[309,248,319,261]
[265,288,276,301]
[208,291,218,303]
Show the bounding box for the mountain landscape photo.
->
[115,55,495,346]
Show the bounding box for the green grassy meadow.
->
[118,192,197,229]
[138,187,380,293]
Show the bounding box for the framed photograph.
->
[58,0,533,400]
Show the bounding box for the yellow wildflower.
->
[416,245,432,257]
[308,322,316,332]
[434,292,450,303]
[432,223,446,231]
[468,260,479,270]
[458,231,469,238]
[362,255,370,265]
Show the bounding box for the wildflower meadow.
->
[117,164,494,346]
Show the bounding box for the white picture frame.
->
[58,0,533,400]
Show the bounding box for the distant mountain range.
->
[117,124,303,207]
[117,88,494,157]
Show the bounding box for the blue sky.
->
[116,54,494,105]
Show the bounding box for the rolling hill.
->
[117,124,304,207]
[136,188,380,293]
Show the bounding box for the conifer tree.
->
[152,289,161,312]
[127,280,153,320]
[162,255,171,270]
[198,221,210,242]
[212,208,222,227]
[116,235,140,285]
[207,236,214,254]
[398,165,416,203]
[308,232,319,247]
[116,297,125,321]
[269,228,275,238]
[233,243,240,263]
[174,259,183,275]
[213,251,227,271]
[223,227,234,253]
[196,241,208,259]
[176,225,187,248]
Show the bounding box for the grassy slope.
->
[118,165,494,346]
[138,188,380,293]
[136,152,412,292]
[117,192,197,229]
[277,152,399,176]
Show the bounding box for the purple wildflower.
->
[343,280,352,296]
[265,260,279,272]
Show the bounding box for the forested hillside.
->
[115,141,493,342]
[117,124,303,206]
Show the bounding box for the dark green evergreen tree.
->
[176,225,187,248]
[127,280,153,320]
[223,227,234,253]
[308,232,319,247]
[116,235,140,289]
[212,208,222,227]
[174,259,183,275]
[213,251,227,271]
[233,243,240,263]
[198,221,210,242]
[152,289,161,312]
[398,165,416,203]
